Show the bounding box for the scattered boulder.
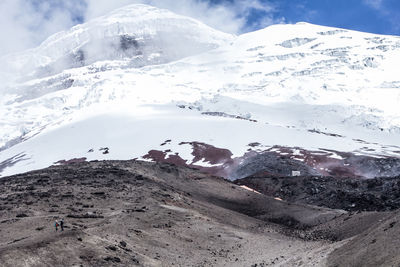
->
[104,256,121,263]
[106,245,117,251]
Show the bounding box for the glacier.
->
[1,4,400,179]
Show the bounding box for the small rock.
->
[104,256,121,263]
[106,245,117,251]
[132,256,140,264]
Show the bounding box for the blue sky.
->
[238,0,400,35]
[0,0,400,55]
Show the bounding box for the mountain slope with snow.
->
[0,4,233,86]
[1,4,400,179]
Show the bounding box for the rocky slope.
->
[235,174,400,211]
[1,161,400,266]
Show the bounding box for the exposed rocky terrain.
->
[1,160,400,266]
[235,174,400,211]
[143,143,400,180]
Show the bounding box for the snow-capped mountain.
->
[1,4,400,179]
[0,4,233,87]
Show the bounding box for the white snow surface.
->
[0,4,233,85]
[1,5,400,177]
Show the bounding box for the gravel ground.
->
[0,160,399,266]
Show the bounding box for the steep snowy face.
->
[0,4,233,81]
[1,8,400,178]
[240,23,400,110]
[181,22,400,120]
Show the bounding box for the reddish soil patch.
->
[179,142,233,165]
[143,142,236,177]
[262,146,366,178]
[143,142,400,180]
[143,150,188,167]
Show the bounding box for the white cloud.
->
[83,0,280,35]
[0,0,86,55]
[0,0,281,57]
[0,0,34,55]
[363,0,385,10]
[363,0,400,33]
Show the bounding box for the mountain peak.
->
[3,4,233,79]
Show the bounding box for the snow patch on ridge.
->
[0,105,399,179]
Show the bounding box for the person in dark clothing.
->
[55,220,59,231]
[60,219,64,231]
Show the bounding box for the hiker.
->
[55,220,59,231]
[60,219,64,231]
